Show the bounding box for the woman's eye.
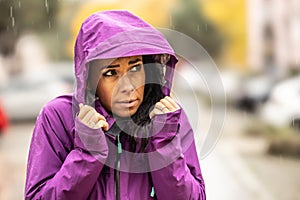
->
[103,70,116,77]
[130,64,142,72]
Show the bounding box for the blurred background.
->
[0,0,299,199]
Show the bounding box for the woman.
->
[25,10,205,199]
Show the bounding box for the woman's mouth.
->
[116,99,138,108]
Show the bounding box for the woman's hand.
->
[149,96,180,119]
[78,104,109,131]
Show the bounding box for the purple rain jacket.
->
[25,10,205,200]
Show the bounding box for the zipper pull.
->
[117,134,122,154]
[150,186,155,197]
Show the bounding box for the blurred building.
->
[247,0,300,76]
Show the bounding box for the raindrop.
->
[197,24,200,32]
[205,24,208,32]
[10,6,13,17]
[10,6,15,28]
[45,0,49,13]
[48,21,51,29]
[169,15,173,27]
[12,17,15,27]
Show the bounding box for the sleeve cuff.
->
[74,117,108,154]
[150,109,181,150]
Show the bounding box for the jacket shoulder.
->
[44,94,74,111]
[37,94,75,142]
[41,94,74,115]
[40,93,75,122]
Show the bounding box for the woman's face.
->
[89,56,145,117]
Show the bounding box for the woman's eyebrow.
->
[106,64,120,68]
[98,58,141,71]
[100,64,120,71]
[128,58,142,65]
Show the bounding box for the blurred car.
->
[173,61,231,102]
[234,75,274,113]
[0,67,74,121]
[0,99,9,133]
[259,75,300,129]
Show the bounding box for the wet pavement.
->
[201,108,300,200]
[0,122,33,200]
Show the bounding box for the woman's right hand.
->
[78,104,109,131]
[149,96,180,119]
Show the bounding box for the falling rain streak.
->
[10,6,15,27]
[11,17,15,27]
[45,0,49,13]
[10,6,13,17]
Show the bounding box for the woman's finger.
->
[149,107,164,119]
[78,104,93,119]
[160,98,176,111]
[94,112,106,122]
[165,96,179,110]
[149,97,180,119]
[99,120,109,131]
[81,109,96,123]
[93,120,109,130]
[154,102,168,111]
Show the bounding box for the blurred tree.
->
[0,0,59,56]
[171,0,224,60]
[202,0,247,68]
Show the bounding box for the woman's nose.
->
[119,75,134,93]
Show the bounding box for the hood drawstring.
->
[150,186,155,198]
[117,134,122,154]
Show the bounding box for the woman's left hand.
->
[149,96,180,119]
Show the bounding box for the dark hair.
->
[132,55,165,125]
[128,55,165,152]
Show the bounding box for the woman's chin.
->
[112,108,138,118]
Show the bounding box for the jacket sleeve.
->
[148,109,206,200]
[25,104,108,200]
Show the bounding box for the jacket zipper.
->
[114,134,122,200]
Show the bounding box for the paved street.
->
[0,122,34,200]
[200,108,300,200]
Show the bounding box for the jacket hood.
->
[74,10,178,105]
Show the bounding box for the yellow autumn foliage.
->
[201,0,247,68]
